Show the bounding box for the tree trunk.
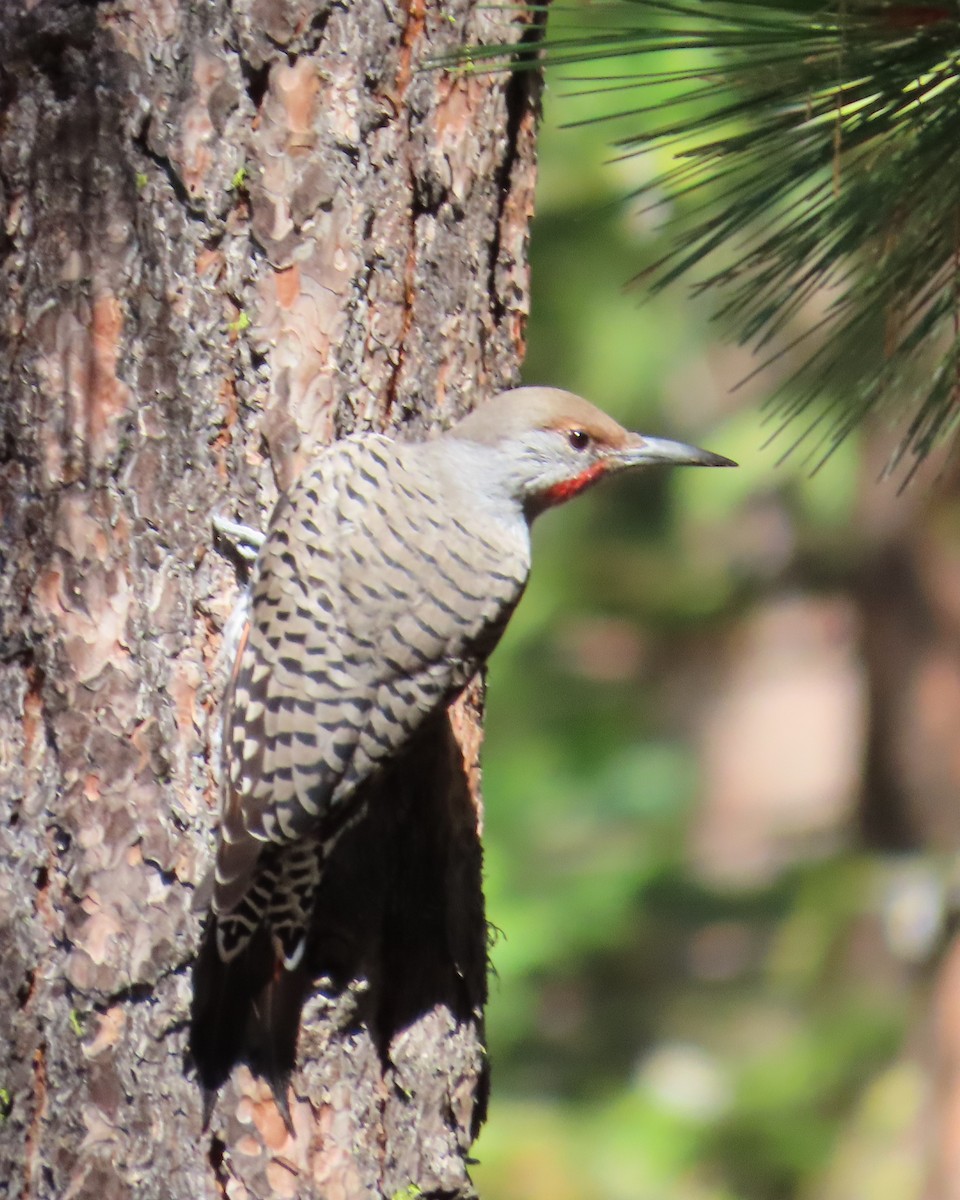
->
[0,2,541,1197]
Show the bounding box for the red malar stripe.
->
[540,462,608,507]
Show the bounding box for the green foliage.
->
[454,1,960,472]
[470,17,922,1197]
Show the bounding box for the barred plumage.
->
[212,433,529,969]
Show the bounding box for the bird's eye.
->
[567,429,590,451]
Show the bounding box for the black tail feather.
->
[189,919,309,1132]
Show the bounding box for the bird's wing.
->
[213,435,527,920]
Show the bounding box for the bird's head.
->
[447,387,736,516]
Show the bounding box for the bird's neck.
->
[418,436,531,531]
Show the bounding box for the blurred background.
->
[471,9,960,1199]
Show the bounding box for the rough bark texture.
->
[0,1,540,1196]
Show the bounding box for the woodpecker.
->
[190,386,734,1123]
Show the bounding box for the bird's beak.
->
[618,433,737,469]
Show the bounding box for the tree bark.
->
[0,2,540,1196]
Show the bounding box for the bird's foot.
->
[212,514,265,563]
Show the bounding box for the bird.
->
[189,386,735,1125]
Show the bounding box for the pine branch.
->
[445,2,960,473]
